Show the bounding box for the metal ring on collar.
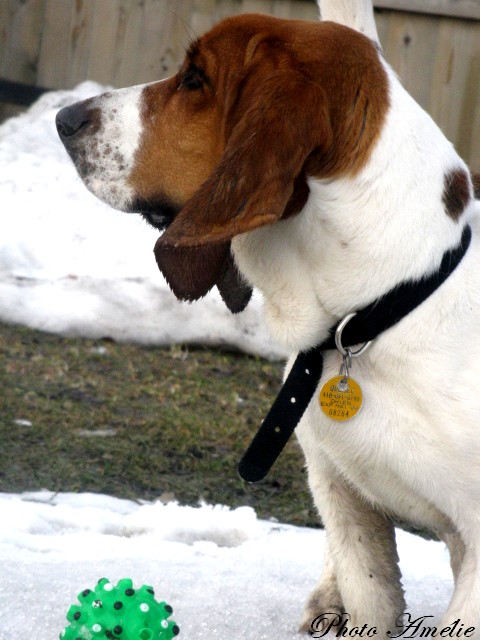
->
[335,312,372,358]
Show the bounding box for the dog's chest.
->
[296,350,462,531]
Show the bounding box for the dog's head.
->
[56,13,388,312]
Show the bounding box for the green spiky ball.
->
[60,578,179,640]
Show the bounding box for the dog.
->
[56,3,480,636]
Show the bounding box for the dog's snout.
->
[56,99,94,140]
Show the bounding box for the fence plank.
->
[131,0,194,86]
[376,7,480,169]
[375,1,480,21]
[37,0,75,87]
[376,11,441,110]
[291,1,318,20]
[213,0,245,21]
[192,0,217,35]
[68,0,95,87]
[0,0,47,84]
[470,98,480,171]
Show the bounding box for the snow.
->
[0,492,452,640]
[0,88,454,639]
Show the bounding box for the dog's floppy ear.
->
[158,68,331,249]
[154,240,253,313]
[154,240,230,302]
[216,251,253,313]
[154,65,331,305]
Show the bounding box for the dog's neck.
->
[232,65,476,352]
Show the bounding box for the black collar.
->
[238,225,472,483]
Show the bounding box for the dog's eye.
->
[179,67,206,91]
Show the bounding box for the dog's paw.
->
[300,609,346,636]
[299,582,345,635]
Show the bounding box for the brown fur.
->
[442,168,472,221]
[129,76,224,209]
[154,241,230,302]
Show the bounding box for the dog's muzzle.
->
[56,99,99,163]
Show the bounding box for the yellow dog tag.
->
[319,375,363,422]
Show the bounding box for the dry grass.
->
[0,322,318,527]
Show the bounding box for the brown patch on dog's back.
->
[443,169,472,221]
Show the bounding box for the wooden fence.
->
[0,0,479,169]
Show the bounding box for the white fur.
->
[79,84,146,210]
[232,59,480,636]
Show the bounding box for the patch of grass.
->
[0,322,318,527]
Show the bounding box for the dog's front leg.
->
[439,531,480,636]
[298,446,405,637]
[299,536,344,634]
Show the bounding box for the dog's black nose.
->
[56,99,93,139]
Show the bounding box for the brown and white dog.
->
[56,0,480,635]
